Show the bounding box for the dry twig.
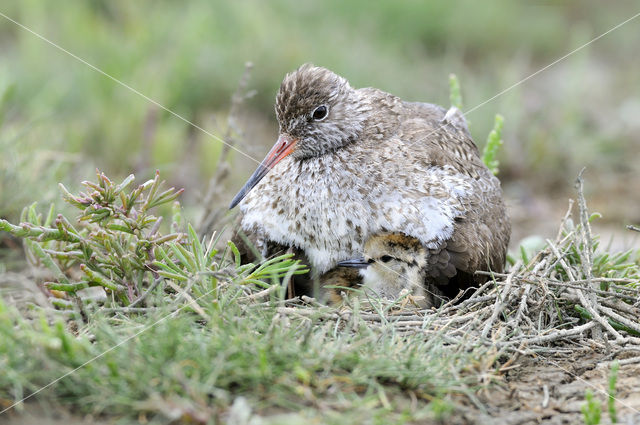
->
[197,62,255,234]
[248,195,639,363]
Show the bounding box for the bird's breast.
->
[240,155,369,272]
[239,149,470,273]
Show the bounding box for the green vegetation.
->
[608,361,619,423]
[448,73,463,111]
[582,390,602,425]
[0,171,485,423]
[482,114,505,176]
[1,169,638,423]
[555,230,640,286]
[0,1,638,226]
[580,368,623,425]
[0,171,306,312]
[0,288,479,423]
[0,294,483,423]
[0,171,303,310]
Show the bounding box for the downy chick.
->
[338,233,445,308]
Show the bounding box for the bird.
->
[229,64,510,299]
[336,232,446,308]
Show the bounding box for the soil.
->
[464,350,640,425]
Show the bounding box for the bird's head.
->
[275,64,367,159]
[229,64,369,208]
[337,233,427,288]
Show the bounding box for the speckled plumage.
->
[340,233,446,308]
[233,64,510,295]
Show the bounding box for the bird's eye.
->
[380,255,393,263]
[312,105,328,121]
[367,258,374,264]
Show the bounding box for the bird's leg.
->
[285,246,297,298]
[274,245,313,299]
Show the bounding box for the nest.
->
[264,177,640,364]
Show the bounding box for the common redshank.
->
[230,64,510,298]
[337,233,446,308]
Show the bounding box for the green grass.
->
[0,1,639,225]
[0,170,490,423]
[0,284,486,423]
[0,161,638,424]
[608,361,619,424]
[582,390,602,425]
[482,114,504,176]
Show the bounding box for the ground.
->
[478,353,640,425]
[4,355,640,425]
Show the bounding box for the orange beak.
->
[229,134,298,209]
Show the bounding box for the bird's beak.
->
[229,134,298,209]
[337,257,370,269]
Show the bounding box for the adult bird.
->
[230,64,510,299]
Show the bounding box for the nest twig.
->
[248,185,640,361]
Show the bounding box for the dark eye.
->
[367,258,374,264]
[380,255,393,263]
[312,105,328,121]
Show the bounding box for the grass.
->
[0,1,639,226]
[0,295,486,424]
[0,171,491,424]
[582,390,602,425]
[482,114,504,176]
[608,361,619,424]
[1,170,639,423]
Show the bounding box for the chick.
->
[337,233,445,308]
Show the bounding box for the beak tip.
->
[337,257,369,269]
[229,192,243,210]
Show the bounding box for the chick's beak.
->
[229,134,298,209]
[337,257,370,269]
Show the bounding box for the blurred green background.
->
[1,0,639,245]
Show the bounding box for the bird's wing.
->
[440,106,471,137]
[356,115,507,285]
[405,101,471,138]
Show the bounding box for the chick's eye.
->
[380,255,393,263]
[312,105,328,121]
